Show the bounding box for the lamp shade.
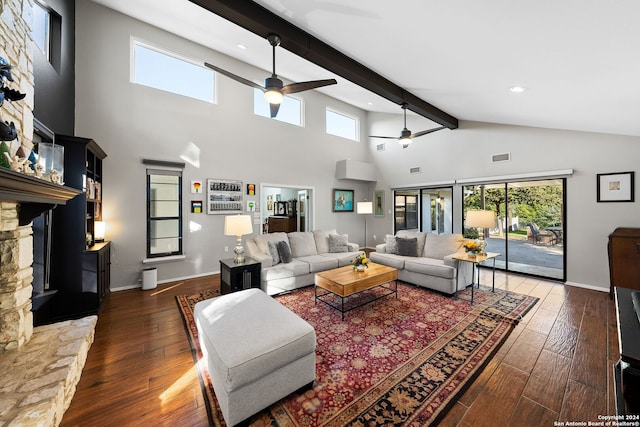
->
[465,210,495,228]
[224,215,253,236]
[356,201,373,215]
[94,221,106,241]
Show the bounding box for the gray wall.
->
[76,1,373,288]
[78,1,640,292]
[368,113,640,291]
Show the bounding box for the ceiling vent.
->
[492,152,511,163]
[409,166,421,175]
[376,143,385,152]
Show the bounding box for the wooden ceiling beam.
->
[188,0,459,129]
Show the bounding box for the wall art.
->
[597,171,634,202]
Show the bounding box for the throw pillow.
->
[267,241,281,265]
[287,232,318,258]
[396,236,419,257]
[423,233,465,259]
[312,229,337,254]
[276,240,292,263]
[396,230,427,257]
[328,234,349,253]
[385,234,398,254]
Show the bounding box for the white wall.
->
[76,1,373,288]
[368,114,640,291]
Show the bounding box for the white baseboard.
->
[564,281,609,293]
[111,270,220,292]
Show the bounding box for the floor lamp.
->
[224,214,253,263]
[465,209,496,253]
[356,201,373,251]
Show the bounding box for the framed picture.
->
[597,171,635,202]
[247,183,255,195]
[206,178,243,214]
[191,180,203,194]
[333,189,354,212]
[374,190,384,217]
[191,200,203,213]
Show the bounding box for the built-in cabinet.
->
[40,135,110,324]
[608,227,640,297]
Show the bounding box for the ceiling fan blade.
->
[269,103,281,118]
[204,62,265,91]
[411,126,447,139]
[369,135,399,140]
[281,79,337,95]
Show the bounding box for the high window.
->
[146,168,183,258]
[326,108,358,141]
[394,187,454,234]
[132,42,214,103]
[33,2,50,58]
[253,89,302,126]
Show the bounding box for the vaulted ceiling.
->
[93,0,640,137]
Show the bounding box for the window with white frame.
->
[132,42,214,103]
[253,88,302,126]
[326,108,359,141]
[146,167,183,258]
[32,2,50,58]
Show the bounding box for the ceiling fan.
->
[205,34,337,118]
[370,104,447,148]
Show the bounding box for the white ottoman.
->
[194,288,316,426]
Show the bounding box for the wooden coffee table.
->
[314,262,398,319]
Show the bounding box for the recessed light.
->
[367,102,374,106]
[237,44,247,50]
[509,86,527,93]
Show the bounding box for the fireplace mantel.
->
[0,168,81,225]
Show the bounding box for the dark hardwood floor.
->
[61,271,617,426]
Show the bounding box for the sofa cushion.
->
[423,233,465,259]
[312,229,337,254]
[253,232,289,257]
[404,257,456,280]
[384,234,398,254]
[277,240,292,263]
[296,255,339,273]
[262,259,310,281]
[328,234,349,253]
[267,241,281,265]
[396,230,427,256]
[396,237,419,257]
[288,232,318,258]
[369,251,406,269]
[320,251,362,267]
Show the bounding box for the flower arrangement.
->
[353,253,369,271]
[463,241,482,255]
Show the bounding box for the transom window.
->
[147,168,183,258]
[132,42,214,103]
[253,89,302,126]
[326,108,359,141]
[33,2,50,58]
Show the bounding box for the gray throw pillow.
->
[385,234,398,254]
[328,234,349,253]
[276,240,292,263]
[267,241,280,265]
[396,237,419,257]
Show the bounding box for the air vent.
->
[409,167,421,174]
[376,143,385,152]
[492,153,511,162]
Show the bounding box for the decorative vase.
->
[356,265,365,272]
[466,251,477,259]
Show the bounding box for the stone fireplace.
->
[0,171,97,426]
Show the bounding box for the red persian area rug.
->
[176,283,538,426]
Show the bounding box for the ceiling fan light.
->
[400,137,411,149]
[264,89,283,104]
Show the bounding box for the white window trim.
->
[326,107,360,141]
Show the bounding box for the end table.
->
[452,252,500,304]
[220,257,262,295]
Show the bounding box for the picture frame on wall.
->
[374,190,384,217]
[333,189,354,212]
[597,171,635,202]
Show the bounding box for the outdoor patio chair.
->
[529,223,556,245]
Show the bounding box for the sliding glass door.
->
[463,179,565,281]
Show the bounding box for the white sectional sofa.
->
[244,230,362,295]
[369,230,474,295]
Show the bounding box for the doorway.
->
[260,184,314,234]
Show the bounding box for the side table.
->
[220,257,262,295]
[452,252,500,304]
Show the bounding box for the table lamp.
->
[356,201,373,251]
[465,209,495,253]
[224,215,253,263]
[94,221,106,242]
